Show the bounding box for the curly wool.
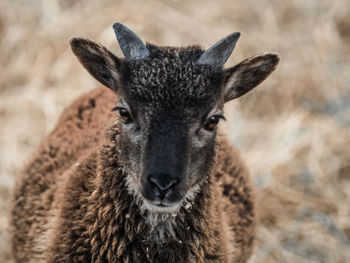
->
[10,87,256,263]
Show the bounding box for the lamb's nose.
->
[148,174,179,199]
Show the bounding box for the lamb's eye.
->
[204,115,225,131]
[112,107,133,124]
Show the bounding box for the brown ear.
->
[223,53,279,102]
[70,37,121,90]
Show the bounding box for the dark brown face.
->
[114,90,224,212]
[69,22,279,213]
[112,52,226,212]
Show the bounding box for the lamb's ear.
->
[223,53,279,102]
[70,37,121,90]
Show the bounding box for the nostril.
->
[149,175,179,192]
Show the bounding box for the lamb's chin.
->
[142,199,182,214]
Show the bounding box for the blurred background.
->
[0,0,349,262]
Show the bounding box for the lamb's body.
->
[10,23,280,263]
[11,87,256,262]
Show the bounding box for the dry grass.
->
[1,0,349,262]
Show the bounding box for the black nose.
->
[148,174,179,199]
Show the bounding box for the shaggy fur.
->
[10,30,278,262]
[10,87,255,263]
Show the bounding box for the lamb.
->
[10,23,279,263]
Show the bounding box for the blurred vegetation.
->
[0,0,349,262]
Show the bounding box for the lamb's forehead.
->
[122,44,223,109]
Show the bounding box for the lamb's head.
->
[70,23,279,214]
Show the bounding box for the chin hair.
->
[140,184,201,243]
[142,200,182,214]
[124,173,202,243]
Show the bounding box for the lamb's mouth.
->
[142,183,202,214]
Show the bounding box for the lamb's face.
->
[115,45,224,213]
[69,23,279,213]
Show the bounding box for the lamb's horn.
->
[197,32,240,68]
[113,22,150,60]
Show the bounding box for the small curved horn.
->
[113,22,150,60]
[197,32,240,68]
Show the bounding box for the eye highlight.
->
[203,114,226,131]
[112,106,133,124]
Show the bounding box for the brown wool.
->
[10,26,278,262]
[10,88,256,262]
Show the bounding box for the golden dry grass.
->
[1,0,349,262]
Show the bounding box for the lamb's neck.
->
[90,143,223,262]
